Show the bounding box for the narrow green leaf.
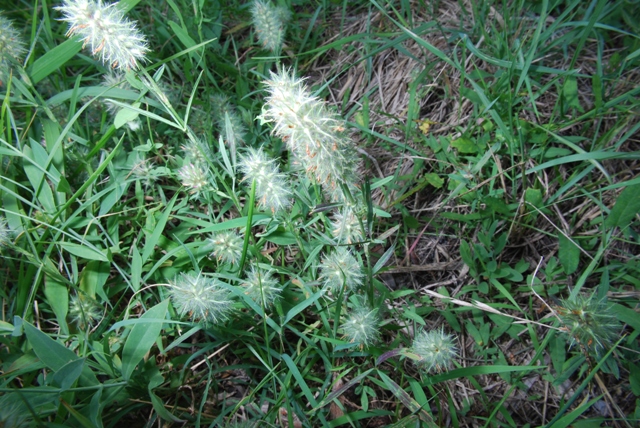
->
[282,354,319,408]
[44,271,69,334]
[150,390,186,422]
[59,242,109,262]
[314,369,373,410]
[377,370,437,426]
[283,290,323,325]
[131,246,142,292]
[0,320,14,335]
[121,299,169,381]
[373,244,395,275]
[142,193,178,263]
[79,261,110,302]
[53,358,85,390]
[604,184,640,228]
[23,320,79,371]
[424,364,544,385]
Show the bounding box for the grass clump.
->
[0,0,639,426]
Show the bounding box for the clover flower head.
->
[211,94,247,144]
[258,68,360,202]
[239,147,291,213]
[250,0,290,53]
[341,306,380,347]
[177,162,210,197]
[319,247,363,293]
[0,15,26,86]
[168,272,234,324]
[130,154,160,189]
[242,266,282,308]
[56,0,149,71]
[557,293,620,357]
[331,206,365,244]
[69,293,102,329]
[181,138,213,167]
[209,230,243,265]
[411,328,457,373]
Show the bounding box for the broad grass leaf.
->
[59,242,109,262]
[558,233,580,275]
[424,173,444,189]
[451,136,478,153]
[23,320,98,385]
[28,39,80,85]
[52,358,85,390]
[121,299,169,381]
[44,270,69,334]
[604,184,640,228]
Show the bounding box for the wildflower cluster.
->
[250,0,290,54]
[168,272,234,324]
[56,0,148,71]
[239,147,291,213]
[258,68,360,202]
[0,15,25,86]
[557,293,620,357]
[411,328,457,373]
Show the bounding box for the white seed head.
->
[0,15,26,85]
[331,206,365,244]
[168,272,235,324]
[250,0,289,53]
[0,217,12,247]
[239,147,291,213]
[319,247,363,293]
[56,0,149,71]
[411,328,457,373]
[209,231,243,265]
[341,306,380,347]
[258,68,360,202]
[177,162,210,197]
[242,266,283,308]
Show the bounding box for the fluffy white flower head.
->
[168,273,234,324]
[319,247,363,293]
[341,306,380,348]
[56,0,148,71]
[258,68,360,202]
[239,147,291,213]
[411,328,457,373]
[0,15,26,85]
